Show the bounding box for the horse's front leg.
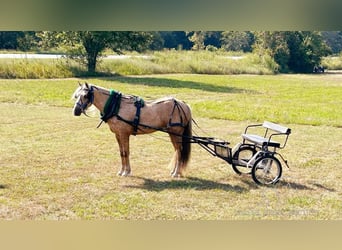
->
[115,133,131,176]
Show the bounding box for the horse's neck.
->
[92,86,109,112]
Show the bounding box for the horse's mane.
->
[71,86,82,100]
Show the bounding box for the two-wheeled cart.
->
[190,121,291,185]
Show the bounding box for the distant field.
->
[0,51,276,78]
[0,74,341,219]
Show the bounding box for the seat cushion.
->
[242,134,280,148]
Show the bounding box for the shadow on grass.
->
[277,180,316,190]
[99,76,257,94]
[0,184,9,189]
[125,176,247,193]
[239,178,319,191]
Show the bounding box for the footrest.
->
[242,134,280,148]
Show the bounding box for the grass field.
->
[1,74,341,219]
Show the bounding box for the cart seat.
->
[242,134,280,148]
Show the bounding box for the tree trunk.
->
[87,51,97,74]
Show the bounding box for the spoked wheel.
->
[232,145,258,175]
[252,156,282,185]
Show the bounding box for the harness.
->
[100,89,122,122]
[97,90,188,136]
[97,90,145,135]
[132,96,145,135]
[96,89,122,128]
[168,99,185,128]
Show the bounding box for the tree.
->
[221,31,254,52]
[253,31,330,73]
[159,31,192,50]
[0,31,24,49]
[321,31,342,54]
[187,31,206,50]
[37,31,154,74]
[286,31,330,73]
[253,31,290,72]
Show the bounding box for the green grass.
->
[1,74,341,126]
[1,74,341,219]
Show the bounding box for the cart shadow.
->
[239,178,320,191]
[272,180,336,191]
[126,176,247,193]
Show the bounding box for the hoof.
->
[171,172,183,178]
[121,171,131,177]
[117,169,131,176]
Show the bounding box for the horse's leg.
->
[115,133,131,176]
[169,133,183,178]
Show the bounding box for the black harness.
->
[100,89,122,122]
[96,90,188,136]
[168,99,186,128]
[132,96,145,135]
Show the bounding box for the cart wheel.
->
[252,156,282,185]
[232,145,257,175]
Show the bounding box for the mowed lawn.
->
[0,74,341,219]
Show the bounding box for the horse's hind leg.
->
[115,133,131,176]
[169,134,183,177]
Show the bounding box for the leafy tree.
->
[203,31,222,48]
[221,31,254,52]
[253,31,330,73]
[287,31,330,72]
[159,31,192,50]
[16,32,40,51]
[321,31,342,54]
[0,31,24,49]
[253,31,290,72]
[187,31,223,50]
[187,31,206,50]
[37,31,153,74]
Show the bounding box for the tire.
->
[232,145,257,175]
[252,156,282,185]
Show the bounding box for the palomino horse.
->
[72,82,192,177]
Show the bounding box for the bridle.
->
[75,85,94,116]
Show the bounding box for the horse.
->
[72,82,192,177]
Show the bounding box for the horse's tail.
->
[180,112,192,171]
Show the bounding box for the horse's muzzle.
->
[73,106,82,116]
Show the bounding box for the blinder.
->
[76,85,94,114]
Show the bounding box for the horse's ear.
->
[78,81,82,87]
[85,82,89,89]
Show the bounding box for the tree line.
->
[1,31,341,74]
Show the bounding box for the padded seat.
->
[242,134,281,148]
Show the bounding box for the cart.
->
[190,121,291,185]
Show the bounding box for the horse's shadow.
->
[99,76,257,94]
[125,176,247,193]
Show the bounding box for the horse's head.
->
[72,82,94,116]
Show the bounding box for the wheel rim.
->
[253,157,282,185]
[232,146,256,174]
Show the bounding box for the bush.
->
[321,55,342,70]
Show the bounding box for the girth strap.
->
[132,96,145,135]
